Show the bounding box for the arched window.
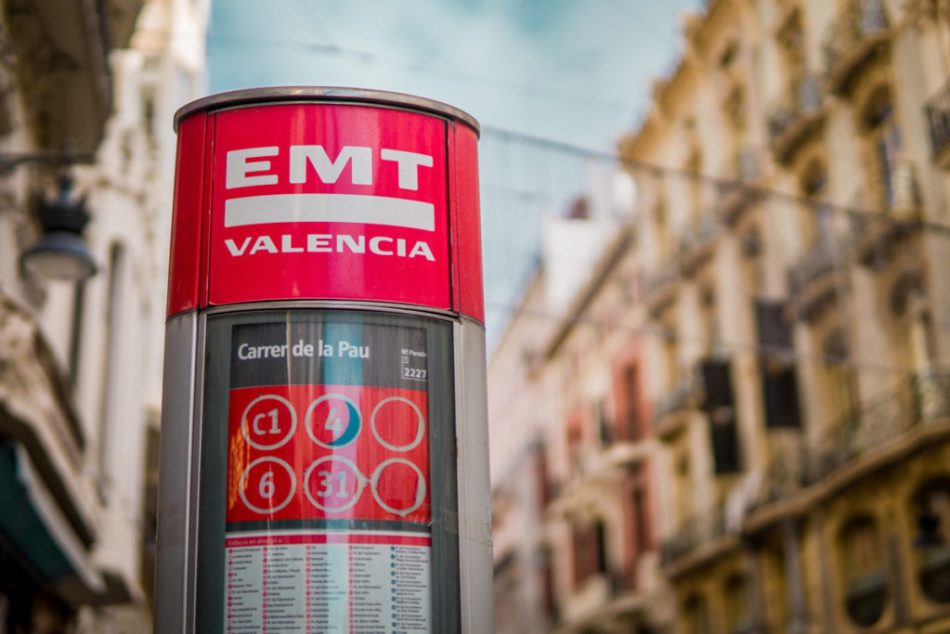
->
[912,478,950,603]
[839,515,888,627]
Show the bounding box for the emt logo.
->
[221,144,437,261]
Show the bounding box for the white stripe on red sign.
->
[224,193,435,231]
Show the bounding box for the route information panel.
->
[222,319,433,633]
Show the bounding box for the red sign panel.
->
[209,104,450,309]
[226,384,430,526]
[219,316,438,632]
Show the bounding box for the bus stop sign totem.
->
[156,87,491,634]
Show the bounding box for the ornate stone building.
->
[0,0,207,630]
[490,0,950,632]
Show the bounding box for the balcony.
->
[718,147,764,226]
[925,78,950,169]
[849,159,923,267]
[805,371,950,485]
[6,0,145,152]
[639,256,680,314]
[787,230,844,321]
[653,372,700,439]
[679,210,719,275]
[823,0,890,95]
[768,74,825,164]
[659,505,728,571]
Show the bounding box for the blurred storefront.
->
[0,0,207,630]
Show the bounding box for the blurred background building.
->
[0,0,207,630]
[489,0,950,632]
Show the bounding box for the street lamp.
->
[19,171,97,282]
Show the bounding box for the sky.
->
[207,0,699,343]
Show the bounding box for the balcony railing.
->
[849,159,923,266]
[787,228,844,320]
[640,255,680,313]
[805,371,950,484]
[823,0,889,94]
[659,505,727,568]
[653,372,700,437]
[679,210,719,275]
[768,74,824,164]
[718,147,763,225]
[925,77,950,168]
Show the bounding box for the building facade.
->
[0,0,207,630]
[489,0,950,632]
[490,180,672,633]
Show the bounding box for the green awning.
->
[0,443,104,603]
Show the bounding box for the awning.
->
[0,443,105,604]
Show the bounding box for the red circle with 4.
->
[305,394,362,449]
[240,395,297,450]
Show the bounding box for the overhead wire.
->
[478,126,950,378]
[199,29,641,111]
[480,125,950,235]
[486,299,948,377]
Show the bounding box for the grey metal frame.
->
[174,86,480,135]
[156,304,490,633]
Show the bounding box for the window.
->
[654,202,671,261]
[839,515,888,627]
[820,327,855,425]
[776,10,804,71]
[683,593,712,634]
[861,86,901,211]
[617,365,641,441]
[68,281,86,384]
[532,443,552,512]
[566,412,583,471]
[719,40,739,69]
[540,547,558,620]
[596,399,613,446]
[686,149,703,225]
[912,478,950,603]
[890,280,935,380]
[572,520,608,587]
[96,243,128,497]
[660,320,679,388]
[799,159,833,249]
[674,443,693,528]
[700,286,718,354]
[762,544,790,627]
[756,301,802,429]
[630,479,650,554]
[724,574,752,633]
[141,423,160,602]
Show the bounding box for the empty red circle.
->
[372,459,426,518]
[371,398,425,451]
